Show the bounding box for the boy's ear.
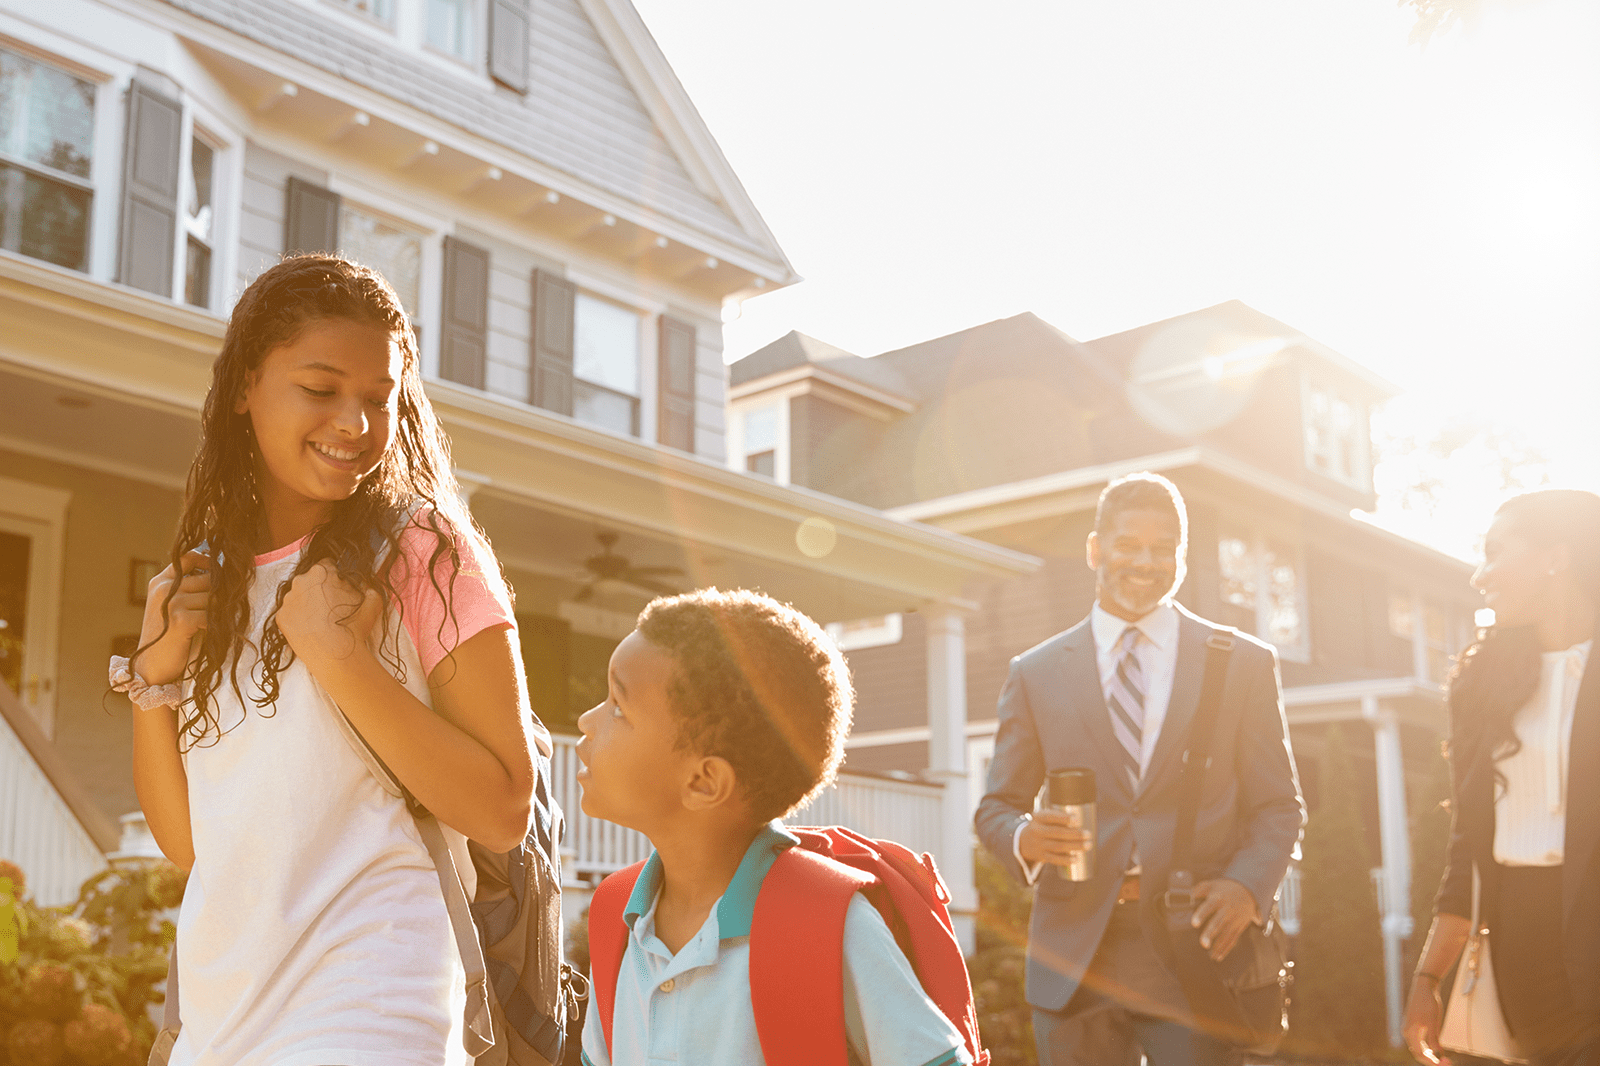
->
[681,755,739,813]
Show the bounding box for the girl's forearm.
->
[131,706,195,870]
[1414,912,1472,981]
[313,651,532,850]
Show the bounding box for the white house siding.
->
[158,0,757,257]
[1,713,106,907]
[239,144,331,293]
[458,224,565,406]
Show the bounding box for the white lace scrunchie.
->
[108,656,184,711]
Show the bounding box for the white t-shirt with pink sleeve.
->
[172,516,515,1066]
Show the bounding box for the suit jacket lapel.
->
[1057,619,1136,801]
[1563,654,1600,929]
[1139,607,1209,798]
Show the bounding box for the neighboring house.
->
[0,0,1039,953]
[729,301,1481,1042]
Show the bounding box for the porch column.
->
[924,601,976,955]
[1363,695,1413,1049]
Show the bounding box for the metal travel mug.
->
[1046,768,1096,882]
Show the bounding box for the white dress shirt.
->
[1493,639,1591,867]
[1013,602,1183,885]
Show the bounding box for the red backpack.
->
[588,826,989,1066]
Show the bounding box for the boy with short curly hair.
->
[577,587,970,1066]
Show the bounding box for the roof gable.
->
[159,0,794,279]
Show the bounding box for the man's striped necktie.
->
[1107,626,1146,788]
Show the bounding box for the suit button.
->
[659,978,675,993]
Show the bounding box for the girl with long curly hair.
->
[114,254,547,1066]
[1404,488,1600,1066]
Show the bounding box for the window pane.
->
[1423,603,1447,646]
[574,294,641,396]
[0,162,91,270]
[746,450,775,477]
[573,380,638,436]
[185,138,213,242]
[1263,542,1304,649]
[338,205,422,320]
[25,63,94,177]
[1388,593,1414,639]
[426,0,474,60]
[185,236,211,308]
[1218,536,1256,608]
[744,404,777,455]
[330,0,395,21]
[1,50,96,180]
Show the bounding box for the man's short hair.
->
[636,588,853,822]
[1094,472,1188,545]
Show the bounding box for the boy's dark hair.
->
[1095,471,1188,546]
[637,588,853,822]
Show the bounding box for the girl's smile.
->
[235,318,402,548]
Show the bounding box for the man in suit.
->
[975,472,1304,1066]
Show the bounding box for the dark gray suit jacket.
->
[974,602,1305,1013]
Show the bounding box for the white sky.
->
[632,0,1600,557]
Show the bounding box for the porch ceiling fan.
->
[572,532,683,602]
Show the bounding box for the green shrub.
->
[1281,723,1389,1060]
[970,847,1036,1066]
[0,858,184,1066]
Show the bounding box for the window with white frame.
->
[1305,383,1368,487]
[825,614,903,652]
[0,47,95,272]
[328,0,396,22]
[181,135,216,308]
[573,293,641,436]
[742,403,779,478]
[425,0,476,61]
[1389,591,1461,684]
[1218,531,1309,658]
[339,202,424,326]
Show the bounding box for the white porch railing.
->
[550,735,946,885]
[1,707,107,906]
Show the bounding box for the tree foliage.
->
[1399,0,1480,46]
[1283,724,1390,1060]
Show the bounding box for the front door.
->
[0,503,62,736]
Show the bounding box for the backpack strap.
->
[749,846,877,1066]
[588,860,647,1058]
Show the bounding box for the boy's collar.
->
[624,821,800,939]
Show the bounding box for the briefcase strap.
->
[1164,629,1234,908]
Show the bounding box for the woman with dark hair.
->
[1404,488,1600,1066]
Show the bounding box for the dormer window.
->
[742,403,779,478]
[1304,382,1369,488]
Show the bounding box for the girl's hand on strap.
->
[278,561,384,678]
[133,550,213,686]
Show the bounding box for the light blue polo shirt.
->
[581,823,971,1066]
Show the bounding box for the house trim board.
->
[729,362,917,414]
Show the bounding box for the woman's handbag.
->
[1439,868,1525,1064]
[1159,631,1293,1054]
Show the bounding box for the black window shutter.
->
[657,316,697,452]
[284,176,341,256]
[440,236,490,389]
[118,81,183,296]
[488,0,531,92]
[529,269,575,415]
